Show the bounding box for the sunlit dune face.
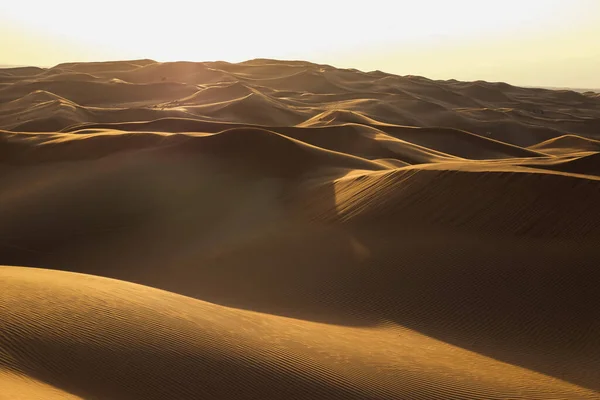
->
[1,0,600,86]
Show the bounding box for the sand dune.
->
[530,134,600,154]
[1,266,597,400]
[1,59,600,399]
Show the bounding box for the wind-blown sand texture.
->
[1,59,600,399]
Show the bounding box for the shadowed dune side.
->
[57,117,546,162]
[458,82,514,103]
[10,116,87,133]
[389,76,486,109]
[529,152,600,176]
[0,128,384,175]
[234,68,349,95]
[0,94,93,132]
[529,134,600,155]
[95,61,235,84]
[1,266,597,400]
[63,121,458,165]
[166,82,255,106]
[382,125,548,159]
[277,124,460,164]
[315,98,425,126]
[3,59,600,145]
[184,92,310,126]
[59,116,244,133]
[301,166,600,235]
[0,66,45,76]
[0,98,202,133]
[35,71,106,82]
[290,167,600,389]
[297,109,390,127]
[1,131,599,392]
[59,119,438,165]
[0,67,46,84]
[0,90,75,113]
[0,80,199,106]
[166,127,386,177]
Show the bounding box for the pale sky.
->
[1,0,599,88]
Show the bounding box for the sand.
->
[1,59,599,399]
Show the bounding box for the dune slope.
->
[1,59,599,399]
[1,266,597,400]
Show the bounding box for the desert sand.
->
[1,59,599,399]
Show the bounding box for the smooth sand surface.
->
[1,59,599,399]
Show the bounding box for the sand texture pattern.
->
[1,59,600,399]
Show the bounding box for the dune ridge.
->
[1,266,597,400]
[1,59,599,399]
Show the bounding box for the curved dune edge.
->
[1,125,599,397]
[2,59,599,147]
[2,59,600,399]
[0,370,81,400]
[1,266,596,400]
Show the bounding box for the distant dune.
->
[529,85,600,94]
[1,59,599,399]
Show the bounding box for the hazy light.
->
[2,0,599,87]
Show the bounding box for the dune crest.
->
[1,59,599,399]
